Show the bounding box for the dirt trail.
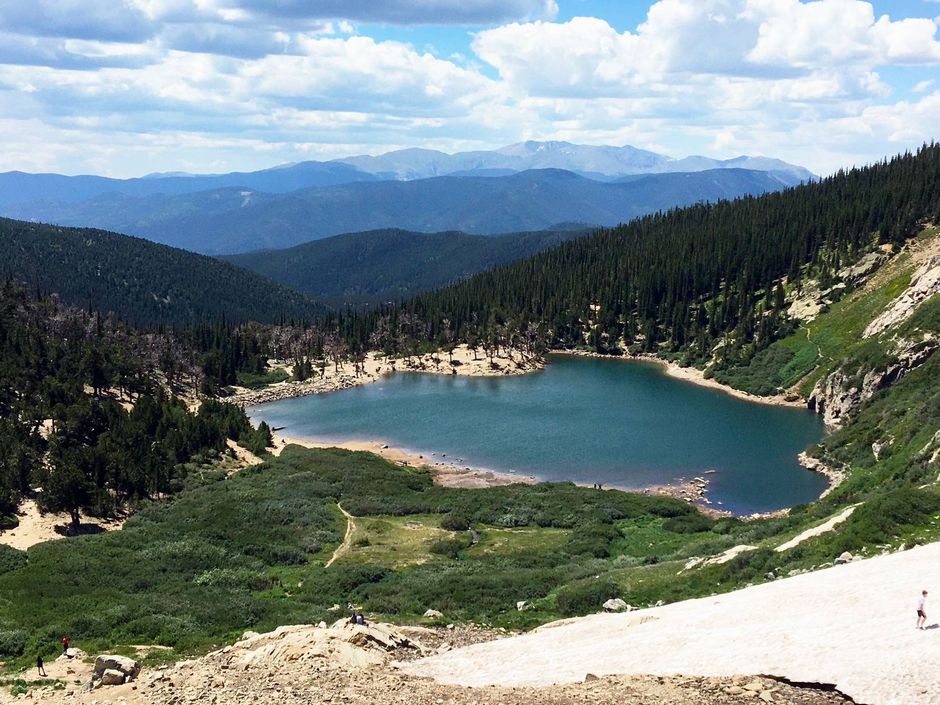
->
[325,503,356,568]
[774,504,859,553]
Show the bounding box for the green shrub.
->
[829,488,940,552]
[440,515,470,532]
[564,522,620,558]
[663,513,712,534]
[0,545,27,575]
[0,629,26,657]
[429,538,467,559]
[556,577,620,616]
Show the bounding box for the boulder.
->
[56,647,87,661]
[99,669,125,686]
[94,654,141,682]
[603,598,630,612]
[516,601,534,612]
[835,551,854,565]
[423,609,444,619]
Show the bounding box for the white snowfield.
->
[402,541,940,705]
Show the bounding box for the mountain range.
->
[333,140,815,182]
[2,167,801,255]
[0,140,812,211]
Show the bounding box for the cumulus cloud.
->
[213,0,559,25]
[0,0,938,177]
[0,0,154,42]
[473,0,940,97]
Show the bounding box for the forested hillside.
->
[0,218,320,325]
[222,227,590,305]
[370,145,940,378]
[0,283,271,529]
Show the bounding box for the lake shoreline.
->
[270,433,540,489]
[234,346,806,411]
[551,350,807,408]
[251,352,831,517]
[269,432,739,517]
[229,345,543,408]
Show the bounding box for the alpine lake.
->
[250,354,826,515]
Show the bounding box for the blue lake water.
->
[250,354,827,514]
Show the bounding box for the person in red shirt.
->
[62,636,70,654]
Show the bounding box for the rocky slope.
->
[5,620,850,705]
[800,231,940,429]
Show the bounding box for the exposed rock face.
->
[864,255,940,338]
[919,429,940,466]
[798,453,847,497]
[838,251,890,285]
[834,552,854,565]
[603,599,631,612]
[787,251,888,325]
[93,654,141,682]
[98,669,125,686]
[808,334,938,428]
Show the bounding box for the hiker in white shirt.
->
[916,590,928,630]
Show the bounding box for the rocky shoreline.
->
[798,451,847,498]
[229,346,544,408]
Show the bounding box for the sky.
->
[1,0,939,177]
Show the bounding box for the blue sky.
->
[0,0,938,177]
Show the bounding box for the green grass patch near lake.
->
[235,367,290,389]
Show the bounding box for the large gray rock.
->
[809,334,938,429]
[835,551,854,565]
[603,598,630,612]
[423,609,444,619]
[864,255,940,338]
[56,647,87,661]
[99,668,125,686]
[94,654,141,681]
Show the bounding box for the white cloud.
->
[474,1,940,97]
[0,0,154,41]
[212,0,558,25]
[0,0,938,177]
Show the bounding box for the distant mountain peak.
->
[330,141,813,182]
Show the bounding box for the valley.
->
[0,136,938,705]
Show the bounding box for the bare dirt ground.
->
[0,500,125,551]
